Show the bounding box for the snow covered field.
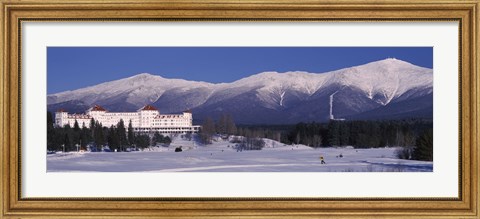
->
[47,137,432,172]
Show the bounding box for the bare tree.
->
[200,117,216,144]
[312,134,323,147]
[225,114,237,135]
[295,133,301,145]
[216,114,227,134]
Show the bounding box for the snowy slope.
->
[325,58,432,105]
[47,136,433,172]
[48,73,214,108]
[47,58,433,123]
[219,58,432,109]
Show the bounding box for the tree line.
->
[284,119,432,148]
[50,108,432,161]
[47,111,171,152]
[229,119,433,161]
[199,113,237,144]
[199,114,267,150]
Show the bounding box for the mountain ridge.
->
[48,58,433,124]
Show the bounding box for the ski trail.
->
[329,91,339,119]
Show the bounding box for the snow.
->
[279,91,286,106]
[329,91,338,119]
[327,58,432,105]
[47,58,433,110]
[48,73,215,107]
[47,136,432,172]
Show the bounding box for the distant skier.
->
[320,156,326,164]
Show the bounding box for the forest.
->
[47,112,171,152]
[48,111,433,161]
[227,119,433,161]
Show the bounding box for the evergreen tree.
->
[102,127,109,147]
[49,129,62,152]
[72,120,81,149]
[135,134,150,149]
[89,118,95,144]
[63,124,74,151]
[63,133,70,152]
[164,136,172,145]
[152,131,163,145]
[107,125,119,151]
[116,119,127,151]
[47,112,56,151]
[327,121,340,146]
[73,120,80,132]
[80,122,91,149]
[89,118,95,130]
[281,119,432,149]
[412,129,433,161]
[94,121,105,151]
[127,119,135,146]
[338,122,350,146]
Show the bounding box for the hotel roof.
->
[90,105,107,111]
[139,105,158,111]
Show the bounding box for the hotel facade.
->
[55,105,200,134]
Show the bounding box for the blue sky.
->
[47,47,433,94]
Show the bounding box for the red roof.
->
[90,105,107,111]
[183,109,192,113]
[56,109,66,112]
[140,105,158,111]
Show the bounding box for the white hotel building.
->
[55,105,200,134]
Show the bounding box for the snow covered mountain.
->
[47,58,433,124]
[48,73,214,112]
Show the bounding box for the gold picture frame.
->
[1,0,478,218]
